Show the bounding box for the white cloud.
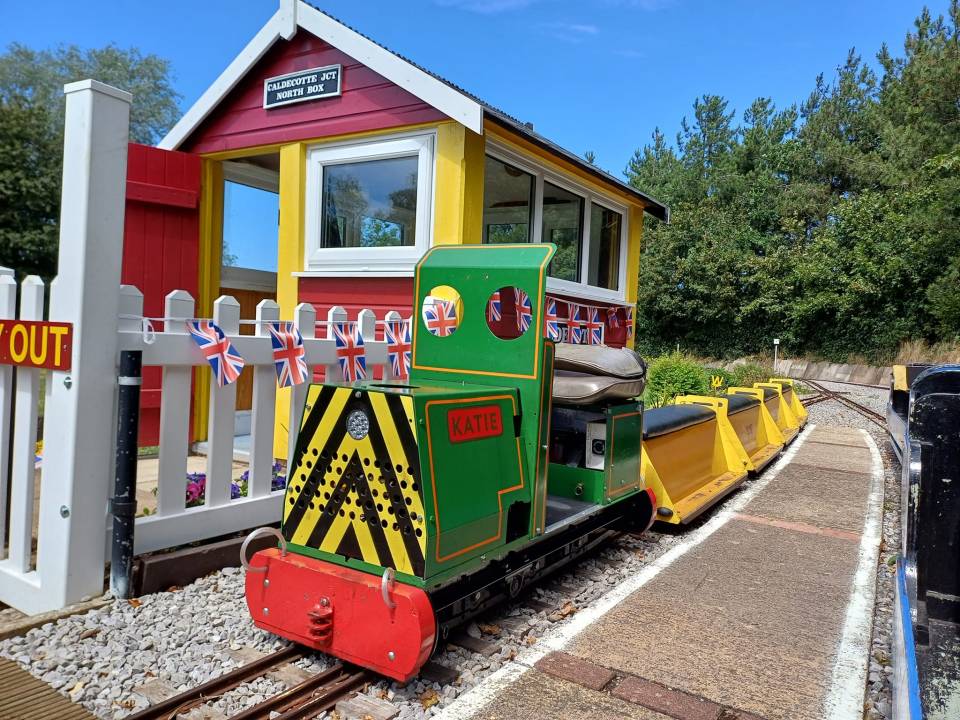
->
[434,0,543,13]
[539,21,600,42]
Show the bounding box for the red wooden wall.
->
[122,143,202,445]
[182,34,447,154]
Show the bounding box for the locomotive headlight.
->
[346,410,370,440]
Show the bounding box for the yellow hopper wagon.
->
[720,390,784,474]
[769,377,808,428]
[640,401,749,525]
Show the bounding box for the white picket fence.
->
[117,287,406,555]
[0,78,417,615]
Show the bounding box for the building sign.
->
[447,405,503,444]
[0,321,72,371]
[263,65,342,109]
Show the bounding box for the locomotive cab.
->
[245,244,655,681]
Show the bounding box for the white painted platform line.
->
[434,426,816,720]
[822,429,885,720]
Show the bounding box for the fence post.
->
[156,290,195,516]
[0,272,15,559]
[328,306,348,381]
[35,80,131,609]
[206,295,240,507]
[383,310,401,381]
[249,300,279,498]
[7,277,44,572]
[288,302,316,471]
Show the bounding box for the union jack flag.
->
[544,298,562,342]
[514,288,532,333]
[625,307,635,341]
[607,307,621,328]
[385,319,412,380]
[585,307,604,346]
[268,322,308,388]
[424,299,458,337]
[333,322,366,382]
[568,304,584,344]
[186,320,245,387]
[486,290,502,323]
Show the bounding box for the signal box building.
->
[122,0,668,444]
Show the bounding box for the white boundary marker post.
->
[28,80,131,612]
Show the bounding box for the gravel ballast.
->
[0,380,897,720]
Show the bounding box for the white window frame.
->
[301,130,436,276]
[484,140,629,303]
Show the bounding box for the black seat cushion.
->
[727,393,759,415]
[643,404,714,439]
[732,387,776,401]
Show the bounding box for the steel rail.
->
[228,664,369,720]
[804,379,886,427]
[124,645,303,720]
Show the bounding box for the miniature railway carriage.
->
[245,244,656,681]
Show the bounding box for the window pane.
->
[321,155,418,248]
[587,203,622,290]
[483,156,534,244]
[223,181,279,272]
[542,182,583,282]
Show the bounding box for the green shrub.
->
[730,362,774,388]
[703,367,736,394]
[644,353,710,407]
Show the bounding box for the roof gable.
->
[159,0,483,150]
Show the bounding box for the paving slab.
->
[450,426,880,720]
[789,443,872,474]
[468,668,673,720]
[741,464,871,533]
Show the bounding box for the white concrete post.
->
[249,300,280,498]
[288,302,316,472]
[206,296,241,507]
[35,80,131,610]
[0,272,16,559]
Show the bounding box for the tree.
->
[625,1,960,362]
[0,43,181,278]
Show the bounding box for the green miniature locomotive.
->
[245,244,654,681]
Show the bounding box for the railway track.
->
[126,645,369,720]
[803,379,886,428]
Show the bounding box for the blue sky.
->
[0,1,938,269]
[0,0,936,173]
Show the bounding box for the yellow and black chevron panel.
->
[282,386,426,577]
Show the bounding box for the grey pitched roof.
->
[306,3,669,221]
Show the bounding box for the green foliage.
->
[0,43,180,279]
[643,353,709,407]
[730,362,774,389]
[627,2,960,362]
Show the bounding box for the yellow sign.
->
[711,375,724,390]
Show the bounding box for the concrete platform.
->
[446,425,883,720]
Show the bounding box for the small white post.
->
[0,272,15,558]
[327,306,348,381]
[249,300,279,498]
[358,308,376,377]
[7,277,44,572]
[288,302,316,472]
[156,291,195,515]
[35,79,131,610]
[774,338,780,369]
[206,296,240,507]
